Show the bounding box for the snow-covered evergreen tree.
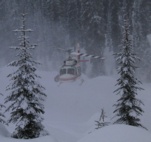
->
[0,93,6,124]
[5,14,47,139]
[113,16,145,128]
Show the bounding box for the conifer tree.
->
[113,16,145,128]
[5,14,47,139]
[0,93,6,124]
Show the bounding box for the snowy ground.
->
[0,66,151,142]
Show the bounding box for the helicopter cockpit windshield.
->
[68,68,75,75]
[60,67,76,75]
[60,68,66,75]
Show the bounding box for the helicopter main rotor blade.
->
[57,48,74,56]
[57,48,73,52]
[71,52,105,60]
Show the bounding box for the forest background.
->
[0,0,151,81]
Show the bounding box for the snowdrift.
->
[0,67,151,142]
[0,123,10,137]
[78,125,151,142]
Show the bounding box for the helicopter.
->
[54,44,104,83]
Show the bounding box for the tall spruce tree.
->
[5,14,47,139]
[0,93,6,124]
[113,16,145,128]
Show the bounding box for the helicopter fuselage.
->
[54,57,81,82]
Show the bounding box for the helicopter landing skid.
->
[57,77,84,86]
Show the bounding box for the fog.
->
[0,0,151,81]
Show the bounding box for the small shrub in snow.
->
[95,109,110,129]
